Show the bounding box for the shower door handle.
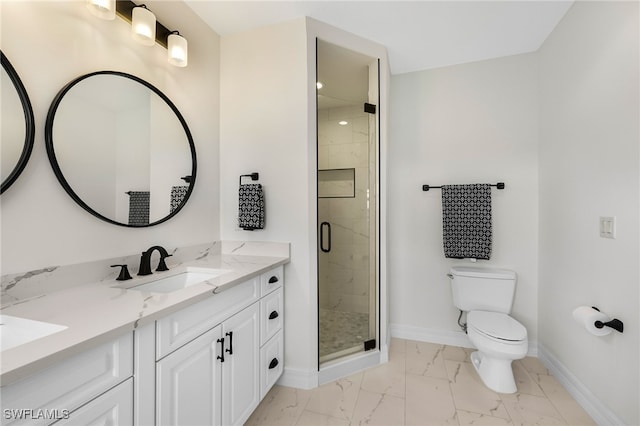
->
[320,222,331,253]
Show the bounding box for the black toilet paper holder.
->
[591,307,624,333]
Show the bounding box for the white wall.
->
[538,2,639,424]
[389,54,540,346]
[219,18,315,382]
[0,1,220,274]
[220,17,390,386]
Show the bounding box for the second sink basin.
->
[0,315,68,352]
[120,267,231,293]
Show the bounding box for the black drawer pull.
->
[268,358,279,369]
[269,311,279,320]
[268,276,279,284]
[216,337,225,363]
[225,331,233,355]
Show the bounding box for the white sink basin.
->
[121,267,231,293]
[0,315,67,352]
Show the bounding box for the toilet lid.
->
[468,311,527,342]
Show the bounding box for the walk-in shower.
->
[317,39,379,365]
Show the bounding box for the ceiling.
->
[185,1,574,75]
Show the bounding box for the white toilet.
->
[449,266,528,394]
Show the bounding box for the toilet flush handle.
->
[446,273,454,279]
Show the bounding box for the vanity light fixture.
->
[131,4,156,46]
[85,0,190,67]
[167,31,188,67]
[86,0,116,20]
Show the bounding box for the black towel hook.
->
[239,172,259,187]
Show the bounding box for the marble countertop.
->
[0,242,289,386]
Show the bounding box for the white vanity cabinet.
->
[156,325,223,425]
[0,265,285,426]
[0,333,133,426]
[156,303,260,426]
[150,265,284,426]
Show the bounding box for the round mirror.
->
[45,71,196,227]
[1,51,35,194]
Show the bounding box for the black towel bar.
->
[422,182,505,191]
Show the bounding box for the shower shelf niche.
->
[318,168,355,198]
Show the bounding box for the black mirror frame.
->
[44,70,197,228]
[1,51,35,195]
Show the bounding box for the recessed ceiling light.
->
[339,121,348,125]
[316,82,323,89]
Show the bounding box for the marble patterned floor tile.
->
[389,337,406,354]
[445,360,511,420]
[535,374,597,425]
[295,411,350,426]
[500,392,568,425]
[351,389,405,426]
[512,361,546,397]
[361,347,406,397]
[442,344,471,362]
[304,372,363,420]
[405,374,457,425]
[457,409,514,425]
[250,340,595,426]
[518,356,550,377]
[405,340,448,379]
[245,385,312,426]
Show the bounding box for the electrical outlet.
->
[599,216,616,239]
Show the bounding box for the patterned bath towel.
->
[441,184,492,260]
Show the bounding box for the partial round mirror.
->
[1,51,35,194]
[45,71,196,227]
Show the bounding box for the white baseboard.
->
[319,350,381,385]
[277,367,318,390]
[277,347,388,390]
[538,343,625,426]
[390,323,538,357]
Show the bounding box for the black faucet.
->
[138,245,173,276]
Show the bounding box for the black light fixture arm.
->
[115,0,172,48]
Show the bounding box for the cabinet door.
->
[221,302,260,426]
[156,325,223,426]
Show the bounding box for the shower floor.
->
[319,308,369,358]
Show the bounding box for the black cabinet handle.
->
[269,311,279,320]
[320,222,331,253]
[216,337,225,362]
[268,358,279,369]
[225,331,233,355]
[268,276,279,284]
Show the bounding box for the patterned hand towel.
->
[441,184,492,260]
[170,185,189,213]
[128,191,150,226]
[239,184,265,230]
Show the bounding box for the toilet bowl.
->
[466,310,528,394]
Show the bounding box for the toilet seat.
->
[467,311,527,343]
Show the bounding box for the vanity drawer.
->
[260,287,283,345]
[156,277,259,359]
[1,333,133,426]
[260,266,283,296]
[53,378,133,425]
[260,330,284,399]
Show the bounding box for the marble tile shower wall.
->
[318,105,370,315]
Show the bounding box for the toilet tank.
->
[449,266,517,313]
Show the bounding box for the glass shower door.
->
[317,99,376,363]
